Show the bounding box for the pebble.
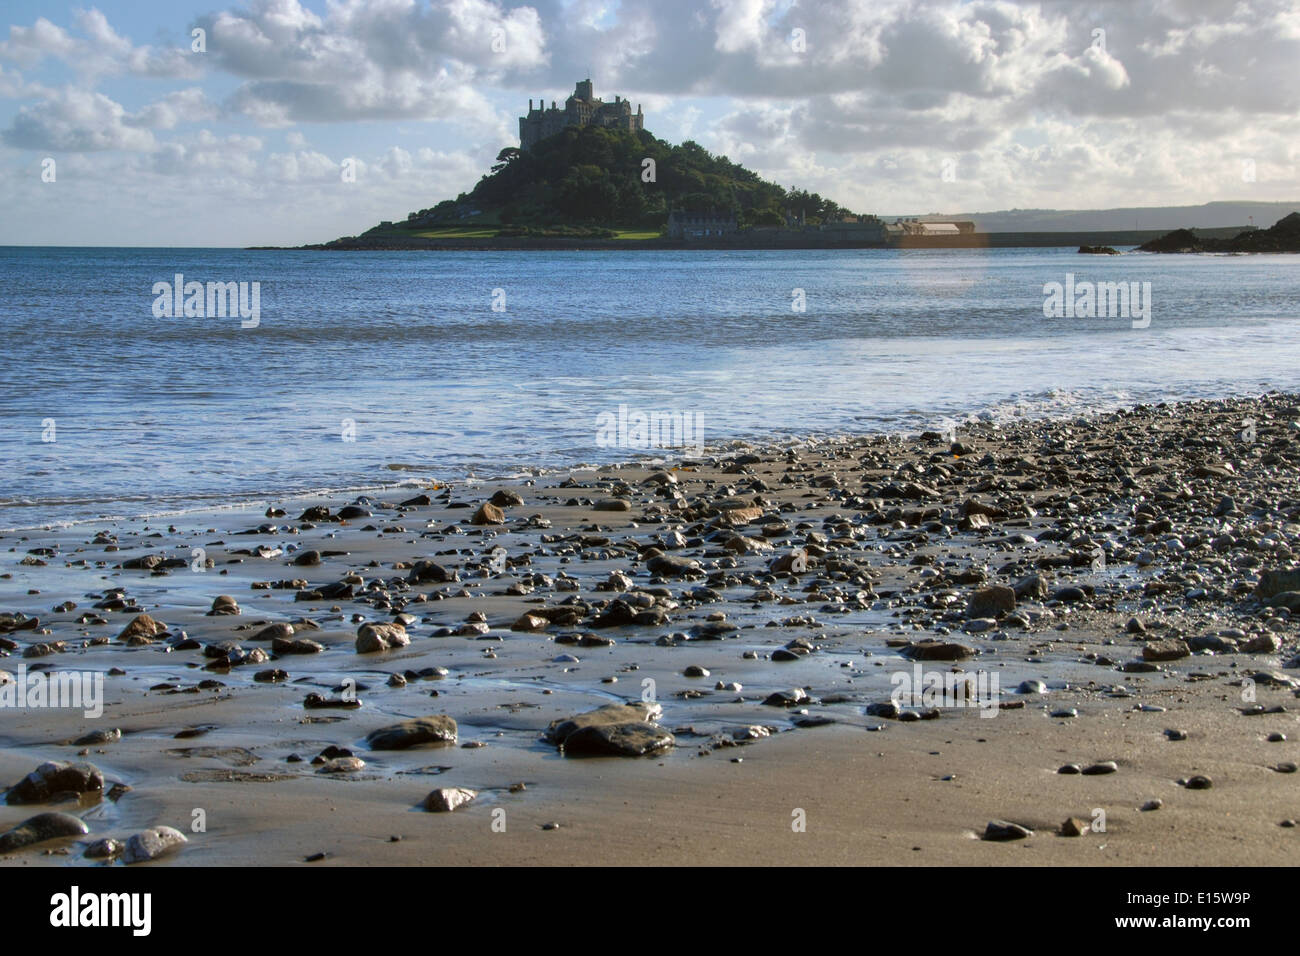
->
[423,787,477,812]
[983,819,1033,841]
[1081,761,1118,775]
[123,826,188,864]
[84,838,124,859]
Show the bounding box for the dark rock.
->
[1241,634,1282,654]
[1188,633,1238,653]
[84,838,124,859]
[355,622,409,653]
[0,812,89,851]
[117,612,166,643]
[1143,639,1190,662]
[968,585,1015,618]
[366,716,458,750]
[903,640,974,661]
[561,722,674,757]
[1256,568,1300,599]
[489,489,524,507]
[763,688,810,707]
[272,636,324,655]
[1014,574,1050,601]
[408,560,458,584]
[6,761,104,804]
[1081,761,1119,775]
[249,622,295,642]
[1060,817,1090,836]
[471,502,506,525]
[73,728,121,746]
[983,819,1032,841]
[647,555,702,578]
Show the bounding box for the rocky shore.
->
[1138,211,1300,253]
[3,392,1300,865]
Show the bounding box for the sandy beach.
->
[3,393,1299,866]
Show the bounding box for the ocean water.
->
[1,244,1298,530]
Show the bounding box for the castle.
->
[519,79,644,151]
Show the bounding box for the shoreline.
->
[4,384,1274,535]
[257,225,1251,253]
[3,391,1300,866]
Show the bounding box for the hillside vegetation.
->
[360,125,859,240]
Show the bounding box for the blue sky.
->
[2,0,1298,246]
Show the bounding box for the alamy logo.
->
[152,273,260,328]
[50,887,151,936]
[1043,273,1151,328]
[596,404,705,456]
[0,664,103,718]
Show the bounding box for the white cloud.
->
[0,9,199,79]
[3,87,156,150]
[201,0,547,124]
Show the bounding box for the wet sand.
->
[2,393,1299,865]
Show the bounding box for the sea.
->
[2,244,1298,530]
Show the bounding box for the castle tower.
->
[518,78,646,150]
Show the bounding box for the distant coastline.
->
[256,225,1251,252]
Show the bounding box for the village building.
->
[667,209,738,239]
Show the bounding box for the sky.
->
[1,0,1298,246]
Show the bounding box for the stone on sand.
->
[983,820,1033,841]
[117,613,166,643]
[408,560,458,584]
[471,502,506,525]
[423,787,477,812]
[0,812,88,851]
[968,585,1015,618]
[6,761,104,804]
[355,622,410,653]
[1142,639,1190,662]
[903,640,975,661]
[546,702,674,757]
[123,826,187,863]
[366,716,458,750]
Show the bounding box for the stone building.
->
[667,209,738,240]
[519,79,644,150]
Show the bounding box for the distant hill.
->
[333,125,861,244]
[886,201,1300,234]
[1138,211,1300,253]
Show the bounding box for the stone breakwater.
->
[2,392,1300,864]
